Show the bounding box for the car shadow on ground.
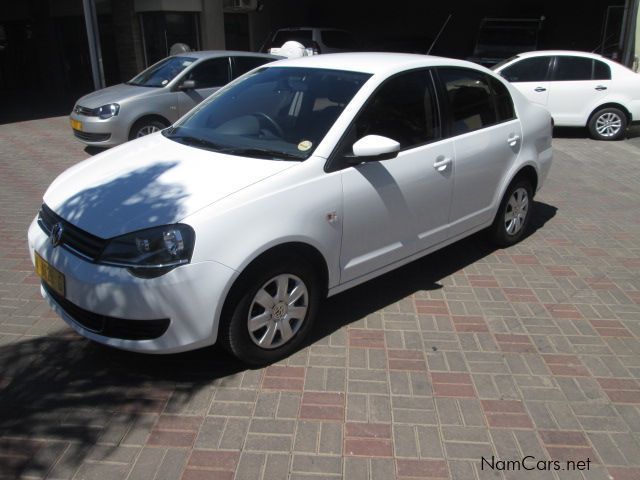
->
[0,201,556,477]
[308,200,558,346]
[554,125,640,140]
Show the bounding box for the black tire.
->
[129,118,168,140]
[220,255,320,365]
[588,107,627,141]
[489,178,533,247]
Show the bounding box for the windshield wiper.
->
[217,147,304,161]
[165,134,224,151]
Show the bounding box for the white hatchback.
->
[492,50,640,140]
[28,53,553,364]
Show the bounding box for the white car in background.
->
[29,53,552,364]
[492,50,640,140]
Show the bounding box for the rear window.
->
[232,56,275,79]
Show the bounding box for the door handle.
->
[433,156,451,172]
[595,85,607,91]
[534,87,546,92]
[507,134,521,147]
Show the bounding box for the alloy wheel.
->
[504,187,529,236]
[247,274,308,349]
[595,112,622,138]
[136,125,160,137]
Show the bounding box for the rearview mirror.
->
[348,135,400,164]
[179,80,196,90]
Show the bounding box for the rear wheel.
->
[220,255,320,365]
[489,178,533,247]
[588,107,627,141]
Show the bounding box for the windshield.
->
[128,56,197,87]
[163,66,371,160]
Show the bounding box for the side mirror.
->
[179,79,196,90]
[347,135,400,164]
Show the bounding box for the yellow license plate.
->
[70,119,82,131]
[35,252,66,297]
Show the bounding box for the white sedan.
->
[492,50,640,140]
[28,53,553,364]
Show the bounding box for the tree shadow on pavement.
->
[0,333,243,477]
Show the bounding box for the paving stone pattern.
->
[0,117,639,479]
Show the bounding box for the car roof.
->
[175,50,278,60]
[266,52,489,75]
[514,50,607,60]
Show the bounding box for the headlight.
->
[99,224,195,278]
[95,103,119,119]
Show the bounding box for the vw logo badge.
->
[50,223,64,247]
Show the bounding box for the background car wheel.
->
[489,178,533,247]
[221,255,320,365]
[588,107,627,141]
[129,118,168,140]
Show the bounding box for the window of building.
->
[139,12,200,67]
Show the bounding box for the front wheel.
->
[588,107,627,141]
[129,118,168,140]
[220,256,320,365]
[489,179,533,247]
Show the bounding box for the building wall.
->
[111,0,144,80]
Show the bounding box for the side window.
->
[553,56,593,81]
[439,68,497,135]
[349,69,440,150]
[232,56,274,79]
[501,57,551,82]
[489,77,515,122]
[185,58,230,88]
[593,60,612,80]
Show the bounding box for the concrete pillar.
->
[111,0,145,80]
[201,0,225,50]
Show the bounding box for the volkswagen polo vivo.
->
[29,53,553,364]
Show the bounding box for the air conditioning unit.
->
[223,0,257,12]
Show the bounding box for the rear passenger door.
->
[546,56,612,125]
[436,68,522,237]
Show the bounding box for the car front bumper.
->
[69,111,129,147]
[27,215,236,353]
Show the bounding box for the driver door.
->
[335,69,455,283]
[178,57,231,116]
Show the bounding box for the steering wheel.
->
[252,112,284,138]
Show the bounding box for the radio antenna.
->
[427,14,452,55]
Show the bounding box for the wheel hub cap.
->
[595,113,622,137]
[504,187,529,236]
[247,274,309,349]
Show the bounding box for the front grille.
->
[43,283,171,341]
[73,130,111,142]
[74,105,96,116]
[38,204,108,261]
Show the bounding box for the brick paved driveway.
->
[0,116,639,480]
